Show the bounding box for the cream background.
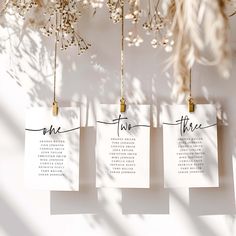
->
[0,5,236,236]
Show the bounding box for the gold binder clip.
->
[188,97,195,113]
[52,101,59,116]
[120,97,126,113]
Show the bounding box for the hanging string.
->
[188,68,195,112]
[121,4,125,99]
[52,12,59,116]
[120,4,126,112]
[189,68,192,98]
[53,29,57,102]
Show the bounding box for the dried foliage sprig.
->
[107,0,124,23]
[107,0,141,23]
[125,22,143,46]
[9,0,91,54]
[125,0,143,47]
[2,0,234,95]
[164,0,231,94]
[10,0,41,17]
[143,0,173,51]
[107,0,143,46]
[40,0,91,54]
[125,0,141,23]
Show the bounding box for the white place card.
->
[161,104,219,188]
[96,104,150,188]
[25,107,80,191]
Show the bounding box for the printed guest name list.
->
[25,108,80,191]
[161,104,219,188]
[96,105,150,188]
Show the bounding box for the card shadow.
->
[50,127,99,214]
[122,127,169,214]
[189,126,236,215]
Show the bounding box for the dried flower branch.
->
[40,0,91,55]
[107,0,124,23]
[125,0,143,47]
[2,0,234,96]
[125,0,141,23]
[107,0,143,46]
[142,0,173,51]
[9,0,91,54]
[10,0,41,17]
[125,22,143,46]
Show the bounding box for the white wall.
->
[0,6,236,236]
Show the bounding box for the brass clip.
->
[120,97,126,113]
[188,97,195,113]
[52,101,59,116]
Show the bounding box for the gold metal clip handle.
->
[52,101,59,116]
[188,97,195,113]
[120,97,126,113]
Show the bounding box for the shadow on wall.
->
[1,5,236,236]
[122,127,169,214]
[50,127,99,214]
[50,126,169,214]
[189,126,235,215]
[187,71,236,216]
[0,194,39,236]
